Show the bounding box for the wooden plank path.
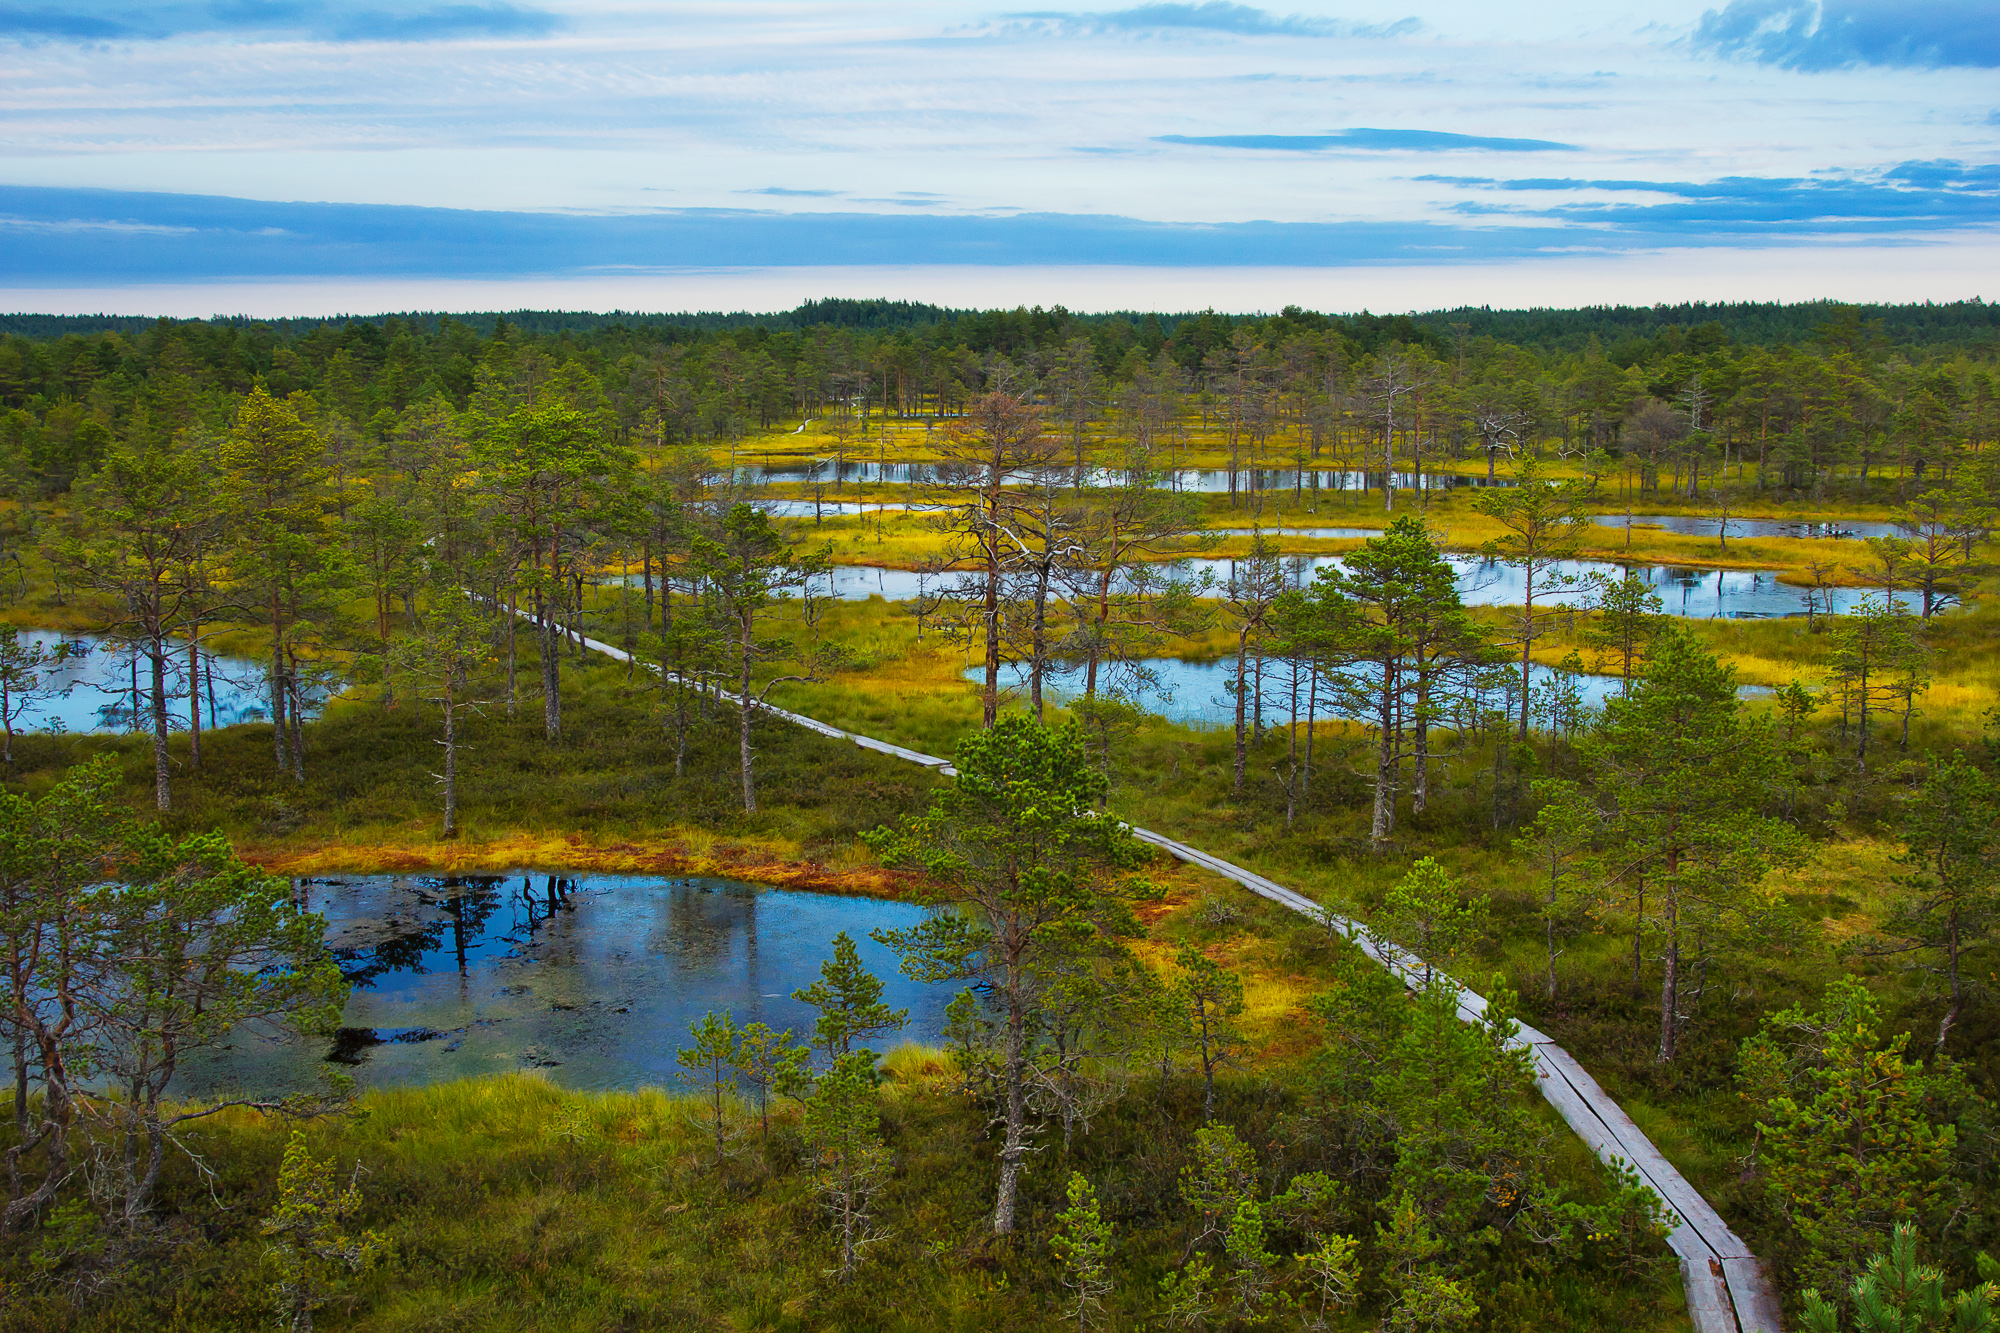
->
[547,617,1782,1331]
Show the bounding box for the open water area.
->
[172,873,956,1098]
[964,656,1772,731]
[821,555,1866,619]
[730,460,1518,493]
[3,631,274,734]
[1590,514,1900,540]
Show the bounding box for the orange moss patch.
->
[241,832,923,899]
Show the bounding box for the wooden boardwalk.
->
[550,619,1783,1332]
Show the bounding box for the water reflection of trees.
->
[329,876,505,986]
[648,880,758,974]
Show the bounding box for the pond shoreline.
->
[239,836,923,901]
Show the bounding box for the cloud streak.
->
[1690,0,2000,70]
[1158,129,1578,152]
[0,1,562,44]
[994,3,1419,38]
[1425,161,2000,235]
[4,180,1993,286]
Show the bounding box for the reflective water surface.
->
[174,874,956,1097]
[5,631,274,734]
[1590,514,1899,541]
[822,556,1864,619]
[729,460,1516,493]
[968,656,1772,730]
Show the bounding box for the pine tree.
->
[0,626,78,764]
[1470,456,1592,743]
[1375,856,1486,984]
[1800,1222,1999,1333]
[1289,517,1484,845]
[1296,1231,1361,1332]
[260,1132,387,1333]
[1878,752,2000,1054]
[729,1021,803,1137]
[219,387,336,782]
[1739,978,1960,1297]
[802,1050,891,1281]
[1174,945,1245,1118]
[868,716,1145,1235]
[1581,626,1808,1061]
[1053,1172,1114,1331]
[792,930,907,1063]
[677,1010,740,1161]
[1580,569,1664,694]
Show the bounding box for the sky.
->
[1,0,1996,314]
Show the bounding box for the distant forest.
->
[3,295,1995,502]
[5,295,1997,353]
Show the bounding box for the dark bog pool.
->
[176,873,956,1096]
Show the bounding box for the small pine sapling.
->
[677,1009,740,1161]
[1800,1221,1998,1333]
[1295,1231,1360,1331]
[730,1021,804,1137]
[1052,1171,1114,1331]
[1174,945,1245,1119]
[261,1131,387,1333]
[1179,1122,1259,1254]
[1375,856,1486,983]
[1157,1254,1216,1330]
[1222,1199,1280,1324]
[803,1050,892,1281]
[793,930,907,1062]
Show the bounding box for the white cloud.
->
[0,0,1993,288]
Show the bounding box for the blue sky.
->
[1,1,1995,312]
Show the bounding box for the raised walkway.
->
[548,618,1783,1332]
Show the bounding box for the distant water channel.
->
[731,460,1516,494]
[821,556,1865,619]
[173,873,956,1097]
[1590,514,1898,541]
[965,657,1773,731]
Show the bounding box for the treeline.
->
[3,297,1996,507]
[9,295,1997,350]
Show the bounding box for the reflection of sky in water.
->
[4,631,271,734]
[820,556,1860,620]
[1590,514,1898,541]
[175,874,957,1098]
[967,657,1771,731]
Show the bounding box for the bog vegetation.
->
[0,298,1996,1330]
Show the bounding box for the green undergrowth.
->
[0,1063,1685,1333]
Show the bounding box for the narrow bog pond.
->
[824,556,1864,619]
[175,873,956,1098]
[5,631,274,733]
[967,657,1772,730]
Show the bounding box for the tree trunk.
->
[149,640,171,812]
[539,599,562,742]
[1938,905,1963,1055]
[1518,568,1536,743]
[505,589,518,716]
[1656,891,1679,1063]
[994,1001,1027,1235]
[269,596,289,773]
[186,635,202,771]
[739,615,758,813]
[1372,665,1396,845]
[1232,628,1250,793]
[442,692,458,837]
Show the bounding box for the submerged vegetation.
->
[0,298,1997,1329]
